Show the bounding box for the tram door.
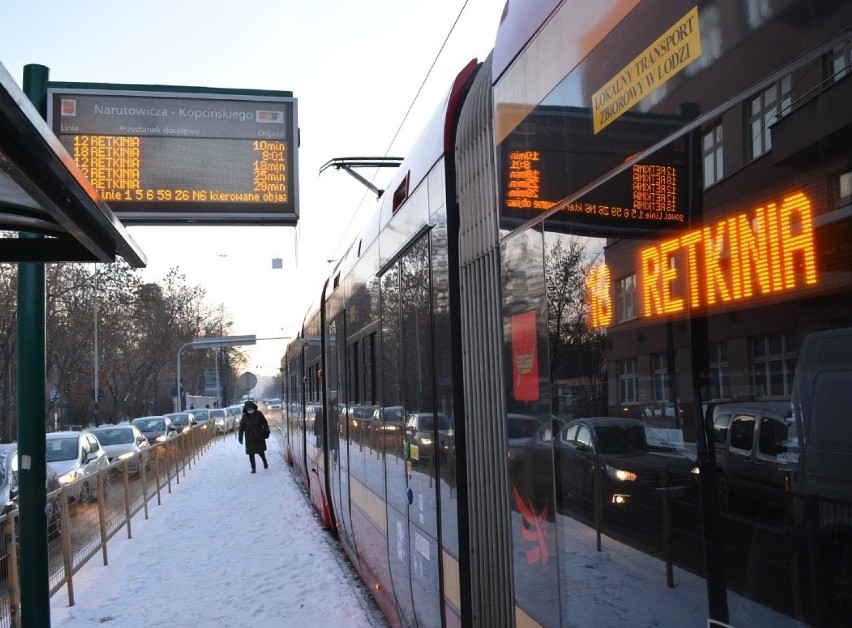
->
[381,236,443,627]
[328,314,356,553]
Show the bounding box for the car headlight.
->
[419,437,433,446]
[690,466,700,475]
[605,465,637,482]
[118,452,135,461]
[156,434,168,443]
[59,470,78,485]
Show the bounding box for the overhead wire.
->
[328,0,472,258]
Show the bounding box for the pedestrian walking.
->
[238,400,270,473]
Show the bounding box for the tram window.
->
[392,172,410,213]
[730,414,755,451]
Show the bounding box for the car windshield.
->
[593,424,648,454]
[412,414,452,431]
[133,419,164,432]
[92,429,133,445]
[46,438,78,462]
[171,415,189,426]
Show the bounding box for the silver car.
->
[88,424,150,475]
[45,431,111,502]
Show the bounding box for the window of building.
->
[702,122,723,188]
[617,274,636,322]
[650,353,672,403]
[837,171,852,205]
[618,358,638,403]
[708,342,730,400]
[828,38,852,82]
[751,332,797,398]
[747,75,792,160]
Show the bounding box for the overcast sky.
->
[0,0,506,374]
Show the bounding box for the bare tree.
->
[545,236,608,417]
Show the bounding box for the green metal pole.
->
[18,63,51,628]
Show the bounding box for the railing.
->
[0,423,219,627]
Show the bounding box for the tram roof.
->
[0,62,145,268]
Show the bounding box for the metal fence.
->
[0,423,219,627]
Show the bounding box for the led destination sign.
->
[47,85,298,225]
[587,192,819,328]
[504,145,687,235]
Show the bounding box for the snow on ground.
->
[49,427,387,628]
[49,424,806,628]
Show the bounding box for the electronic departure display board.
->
[46,83,298,225]
[498,106,692,237]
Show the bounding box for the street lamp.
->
[175,335,256,412]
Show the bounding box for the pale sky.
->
[0,0,506,375]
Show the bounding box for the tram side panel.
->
[341,243,401,624]
[303,308,333,529]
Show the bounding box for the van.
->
[712,400,793,507]
[713,328,852,621]
[789,327,852,503]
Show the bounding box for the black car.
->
[554,417,698,513]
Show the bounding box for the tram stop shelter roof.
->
[0,62,145,268]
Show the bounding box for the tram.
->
[282,1,852,625]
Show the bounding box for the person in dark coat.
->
[237,400,269,473]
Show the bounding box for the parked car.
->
[370,406,406,452]
[404,411,453,462]
[164,411,196,434]
[211,408,233,434]
[554,417,699,513]
[189,408,213,428]
[88,424,150,475]
[0,444,62,538]
[130,416,177,446]
[225,405,243,430]
[45,430,111,503]
[506,414,566,501]
[712,401,792,510]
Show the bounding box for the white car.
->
[45,431,111,502]
[211,408,234,434]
